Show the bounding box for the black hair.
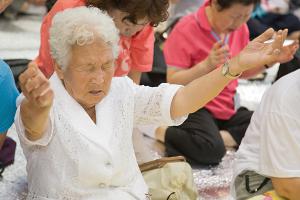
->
[214,0,261,11]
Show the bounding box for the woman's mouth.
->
[89,90,103,96]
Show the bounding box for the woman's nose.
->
[91,68,105,83]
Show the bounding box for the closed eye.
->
[101,61,114,71]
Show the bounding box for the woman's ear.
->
[54,62,64,80]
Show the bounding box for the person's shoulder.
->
[0,59,9,70]
[173,14,198,33]
[0,60,18,101]
[136,25,153,36]
[131,25,154,44]
[0,60,11,83]
[273,70,300,96]
[262,70,300,113]
[166,13,200,45]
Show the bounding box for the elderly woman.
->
[17,6,288,199]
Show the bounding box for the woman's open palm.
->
[237,29,288,71]
[277,41,299,64]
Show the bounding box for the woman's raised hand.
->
[234,28,289,73]
[19,63,53,108]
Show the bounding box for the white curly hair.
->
[49,6,119,70]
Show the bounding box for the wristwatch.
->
[221,60,242,79]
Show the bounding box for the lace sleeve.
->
[133,83,187,126]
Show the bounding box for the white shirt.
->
[16,74,186,200]
[232,70,300,196]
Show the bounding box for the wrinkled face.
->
[56,39,115,109]
[0,0,13,13]
[211,2,254,34]
[108,9,149,37]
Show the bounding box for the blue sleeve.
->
[0,60,19,133]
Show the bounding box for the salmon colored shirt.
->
[36,0,154,78]
[163,1,250,120]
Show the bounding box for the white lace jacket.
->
[15,73,187,200]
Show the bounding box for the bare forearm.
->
[272,177,300,200]
[20,99,51,141]
[167,60,213,85]
[240,65,265,79]
[170,59,239,118]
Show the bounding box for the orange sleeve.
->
[129,25,154,72]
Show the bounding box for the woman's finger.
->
[215,47,228,56]
[213,40,224,50]
[31,81,50,99]
[282,29,288,43]
[37,89,54,107]
[271,30,284,56]
[253,28,275,43]
[19,67,38,85]
[25,74,44,93]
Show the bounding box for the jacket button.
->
[105,162,112,167]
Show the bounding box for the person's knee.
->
[192,139,226,165]
[206,143,226,164]
[165,127,226,164]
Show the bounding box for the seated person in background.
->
[0,0,19,150]
[291,0,300,19]
[34,0,169,84]
[158,0,298,166]
[247,0,300,82]
[232,69,300,200]
[248,0,300,40]
[16,6,288,199]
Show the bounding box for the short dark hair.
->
[214,0,261,11]
[86,0,169,27]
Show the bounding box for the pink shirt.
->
[163,1,249,120]
[36,0,154,78]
